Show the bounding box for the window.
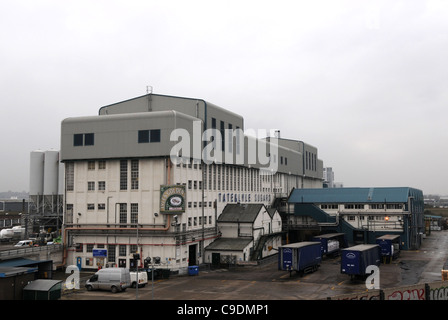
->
[84,133,94,146]
[74,134,83,146]
[98,203,105,210]
[120,160,128,190]
[220,120,225,151]
[119,245,127,256]
[131,160,139,190]
[88,181,95,191]
[87,203,95,211]
[138,130,149,143]
[88,161,95,170]
[98,181,106,191]
[131,203,138,226]
[108,245,116,263]
[66,162,74,191]
[99,161,106,169]
[74,133,94,146]
[138,129,161,143]
[150,129,161,142]
[66,204,74,223]
[228,123,233,152]
[119,203,127,226]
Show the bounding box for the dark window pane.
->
[138,130,149,143]
[150,129,160,143]
[84,133,94,146]
[74,134,83,146]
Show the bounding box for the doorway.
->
[189,244,197,266]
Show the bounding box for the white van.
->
[14,240,33,247]
[130,271,148,288]
[85,268,131,293]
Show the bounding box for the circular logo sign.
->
[169,195,183,207]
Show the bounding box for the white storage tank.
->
[43,150,60,196]
[29,150,45,196]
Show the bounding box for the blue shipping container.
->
[341,244,380,276]
[278,242,322,273]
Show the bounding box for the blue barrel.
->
[188,265,199,276]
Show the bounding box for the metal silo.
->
[43,150,60,196]
[29,150,45,196]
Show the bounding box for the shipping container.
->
[340,244,380,278]
[376,234,401,263]
[278,241,322,275]
[312,233,346,257]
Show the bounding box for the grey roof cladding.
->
[218,203,264,223]
[205,238,253,251]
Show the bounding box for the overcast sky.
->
[1,0,447,195]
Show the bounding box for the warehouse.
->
[287,187,425,250]
[60,93,324,274]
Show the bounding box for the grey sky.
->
[1,0,447,195]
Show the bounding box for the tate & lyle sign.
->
[160,185,186,214]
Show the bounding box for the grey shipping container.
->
[340,244,381,277]
[278,241,322,275]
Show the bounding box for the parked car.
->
[85,268,131,293]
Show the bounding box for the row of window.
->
[75,244,138,263]
[183,164,286,193]
[320,204,404,210]
[305,151,317,172]
[82,203,139,222]
[345,215,399,221]
[73,129,161,147]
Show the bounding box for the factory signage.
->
[93,249,107,258]
[160,185,186,214]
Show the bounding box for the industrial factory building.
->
[286,187,425,250]
[59,93,324,273]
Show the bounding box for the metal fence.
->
[0,244,63,259]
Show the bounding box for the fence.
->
[0,244,63,259]
[328,280,448,300]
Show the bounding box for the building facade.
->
[287,187,425,250]
[60,93,323,273]
[204,203,283,265]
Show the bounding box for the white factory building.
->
[60,93,324,274]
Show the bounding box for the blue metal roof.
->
[288,187,423,204]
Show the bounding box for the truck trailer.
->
[278,241,322,275]
[341,244,381,279]
[376,234,401,263]
[312,233,346,257]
